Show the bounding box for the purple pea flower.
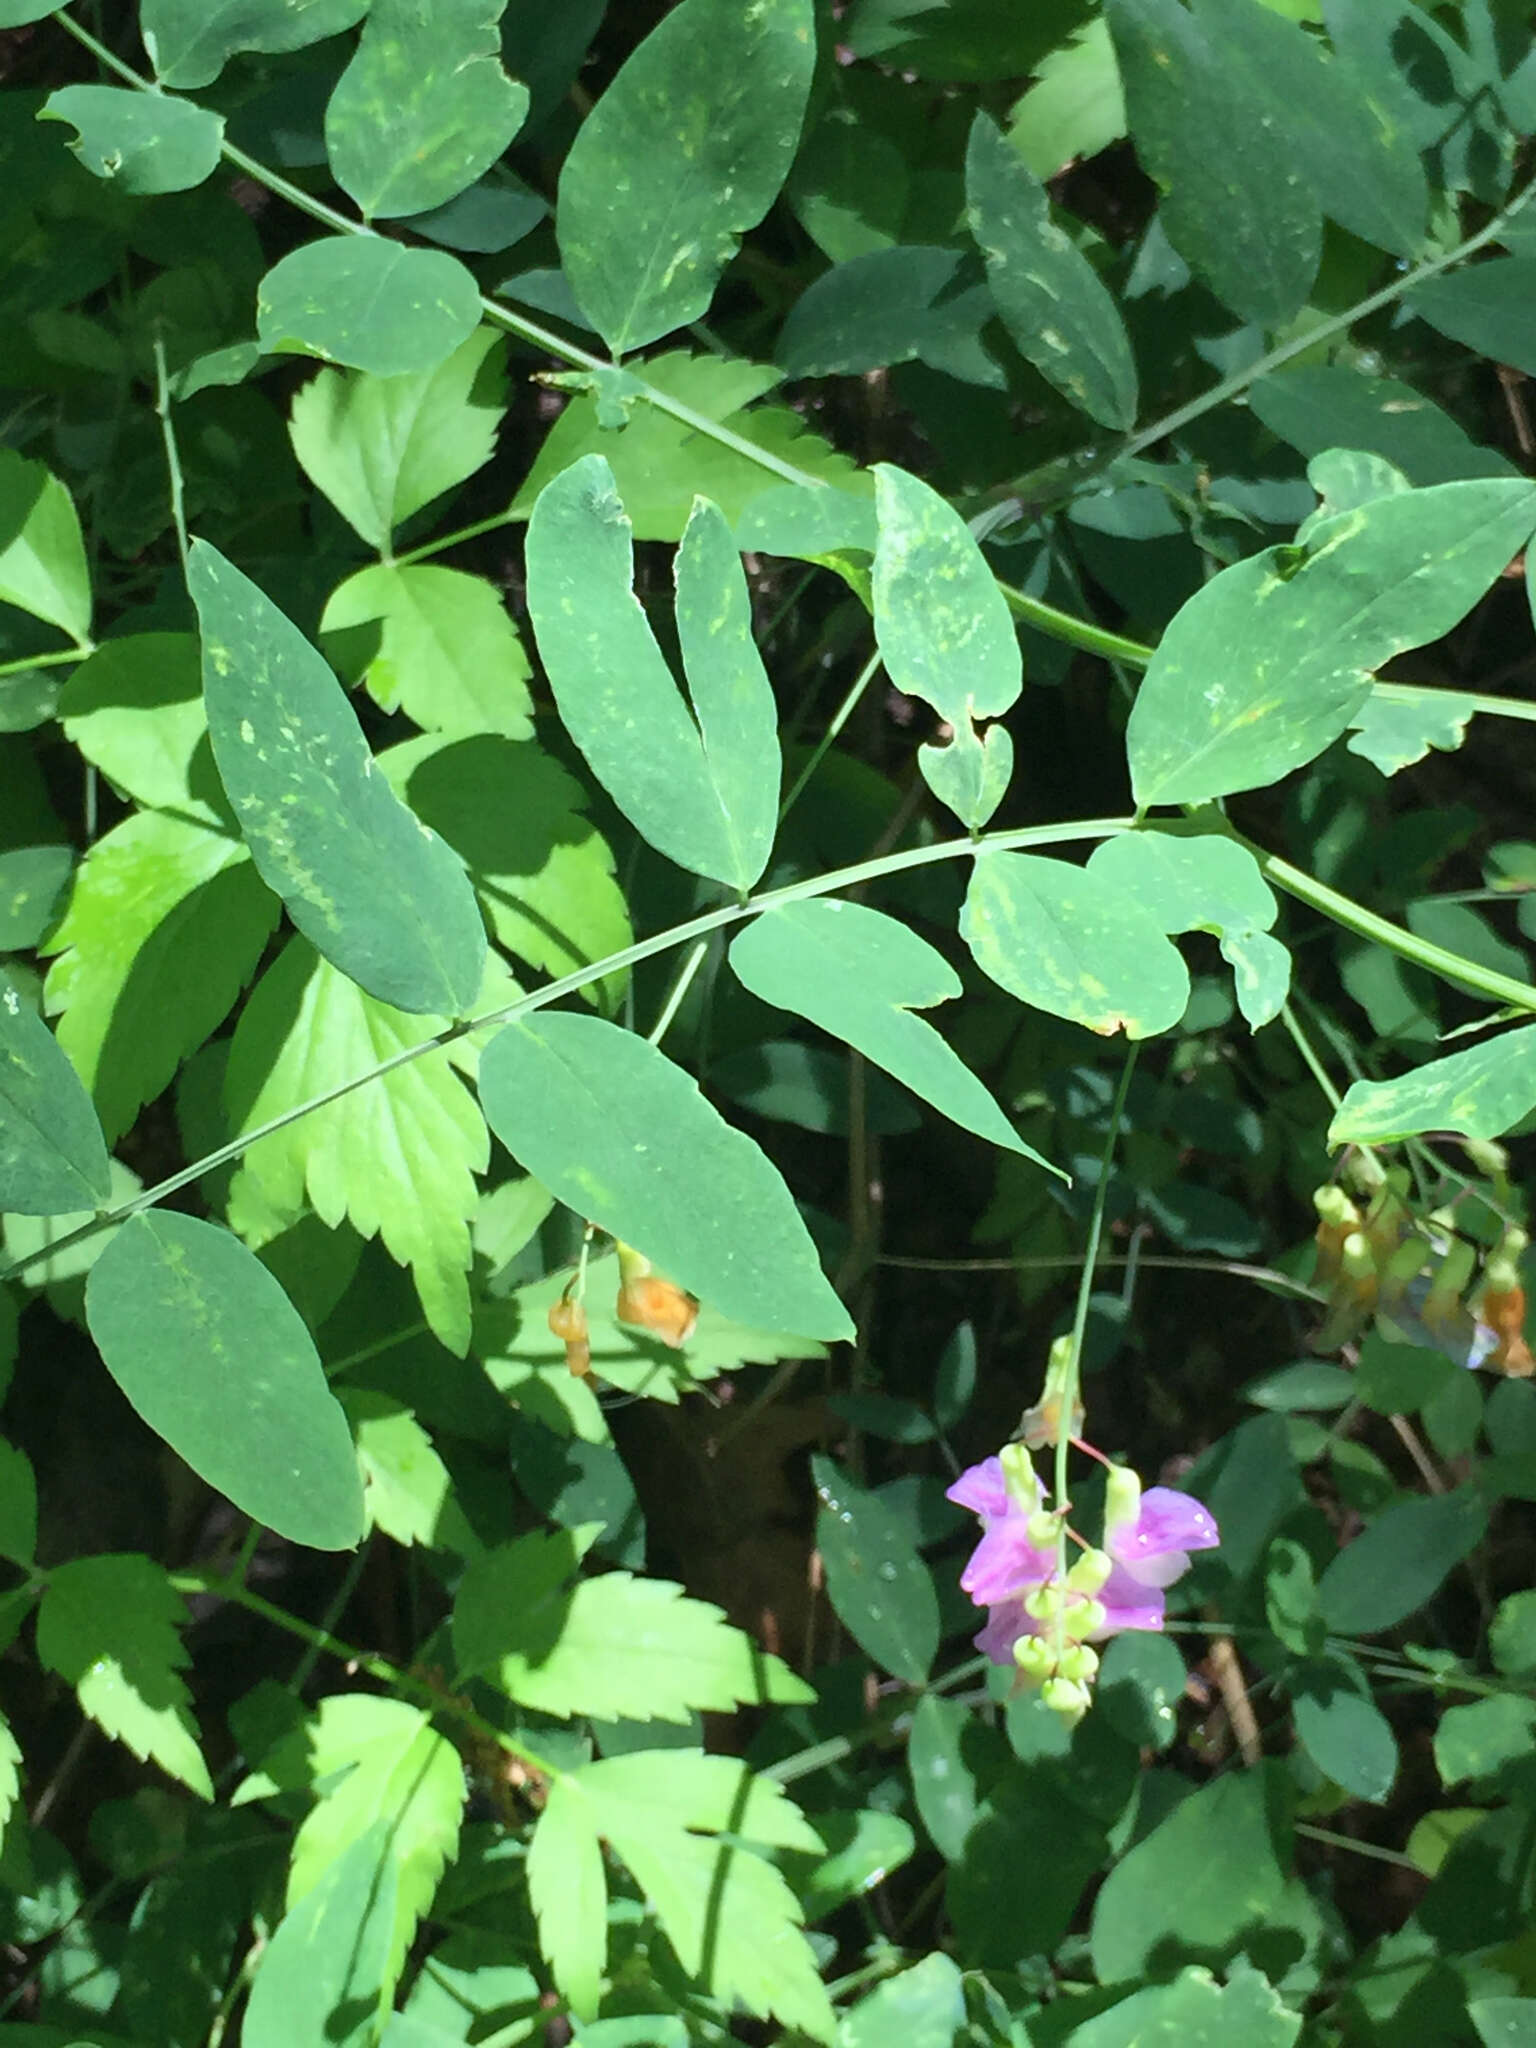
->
[1096,1466,1220,1635]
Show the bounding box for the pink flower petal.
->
[960,1521,1055,1606]
[1091,1567,1168,1638]
[976,1599,1035,1665]
[947,1456,1009,1518]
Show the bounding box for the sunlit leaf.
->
[0,448,91,643]
[242,1820,398,2048]
[557,0,815,355]
[59,633,225,823]
[322,564,533,739]
[257,239,482,378]
[0,968,112,1216]
[1329,1025,1536,1146]
[41,85,224,196]
[142,0,369,89]
[85,1210,365,1550]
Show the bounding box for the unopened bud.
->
[1024,1581,1063,1625]
[1058,1642,1099,1685]
[1041,1676,1091,1725]
[547,1295,591,1379]
[1013,1635,1055,1685]
[1026,1509,1061,1550]
[1067,1546,1112,1598]
[1064,1595,1107,1641]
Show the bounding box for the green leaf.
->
[962,853,1190,1038]
[0,448,91,643]
[784,1807,914,1920]
[0,968,112,1215]
[1491,1589,1536,1677]
[1435,1696,1536,1790]
[547,1754,835,2042]
[842,1955,966,2048]
[0,1713,18,1838]
[1318,1490,1488,1634]
[242,1820,398,2048]
[1348,687,1471,775]
[556,0,815,355]
[511,350,868,543]
[35,1554,212,1798]
[42,812,279,1142]
[289,326,506,551]
[1329,1025,1536,1146]
[325,0,527,220]
[142,0,369,89]
[1126,480,1536,807]
[322,565,533,739]
[525,456,780,889]
[0,845,72,951]
[729,898,1055,1167]
[1105,0,1319,325]
[1409,260,1536,380]
[907,1693,1004,1861]
[1009,17,1126,178]
[527,1780,607,2022]
[384,734,629,1008]
[41,86,224,196]
[1065,1964,1302,2048]
[59,634,225,823]
[455,1527,813,1718]
[1470,1997,1536,2048]
[479,1011,852,1339]
[1097,1631,1190,1752]
[84,1210,365,1550]
[257,239,482,377]
[776,245,1003,388]
[0,1437,36,1565]
[344,1393,460,1550]
[965,112,1136,430]
[1249,367,1515,485]
[282,1696,463,1988]
[1090,1762,1297,1982]
[1290,1659,1398,1804]
[224,939,490,1356]
[812,1453,939,1684]
[189,538,487,1016]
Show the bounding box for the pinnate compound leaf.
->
[813,1453,939,1684]
[42,812,279,1142]
[454,1527,814,1719]
[41,85,224,196]
[534,1756,833,2040]
[1408,260,1536,380]
[0,448,91,643]
[385,734,630,1007]
[85,1210,365,1550]
[962,854,1190,1039]
[224,939,490,1356]
[322,565,533,739]
[1126,480,1536,807]
[0,969,112,1216]
[189,539,486,1017]
[1329,1024,1536,1146]
[257,239,481,378]
[35,1553,212,1797]
[243,1819,398,2048]
[525,456,779,889]
[557,0,815,355]
[142,0,368,89]
[965,112,1136,430]
[730,899,1057,1169]
[1318,1490,1488,1635]
[1105,0,1319,326]
[326,0,528,220]
[289,327,506,551]
[511,351,869,542]
[59,633,226,822]
[280,1696,464,1989]
[479,1012,852,1339]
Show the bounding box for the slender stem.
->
[152,333,190,577]
[996,579,1153,666]
[778,649,884,820]
[1280,1002,1344,1113]
[1371,679,1536,727]
[394,506,521,569]
[879,1249,1326,1303]
[0,645,92,680]
[0,813,1133,1283]
[647,937,709,1046]
[1293,1821,1425,1873]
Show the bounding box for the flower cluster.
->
[947,1441,1218,1725]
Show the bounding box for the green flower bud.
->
[1067,1545,1113,1597]
[1041,1676,1091,1725]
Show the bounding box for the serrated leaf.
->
[0,968,112,1215]
[1105,0,1319,325]
[1329,1025,1536,1146]
[189,538,487,1016]
[525,456,780,889]
[343,1392,461,1550]
[0,1712,18,1836]
[1009,16,1126,178]
[1126,480,1536,807]
[35,1553,212,1797]
[326,0,528,220]
[0,447,91,643]
[243,1819,398,2048]
[142,0,369,89]
[454,1527,813,1719]
[322,565,533,739]
[290,326,506,551]
[284,1696,464,1989]
[965,112,1136,429]
[528,1779,607,2021]
[85,1210,365,1550]
[729,898,1057,1169]
[384,733,629,1009]
[557,0,815,355]
[257,238,482,377]
[59,633,226,822]
[962,853,1190,1038]
[224,939,489,1355]
[41,85,224,196]
[478,1011,852,1339]
[42,811,279,1142]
